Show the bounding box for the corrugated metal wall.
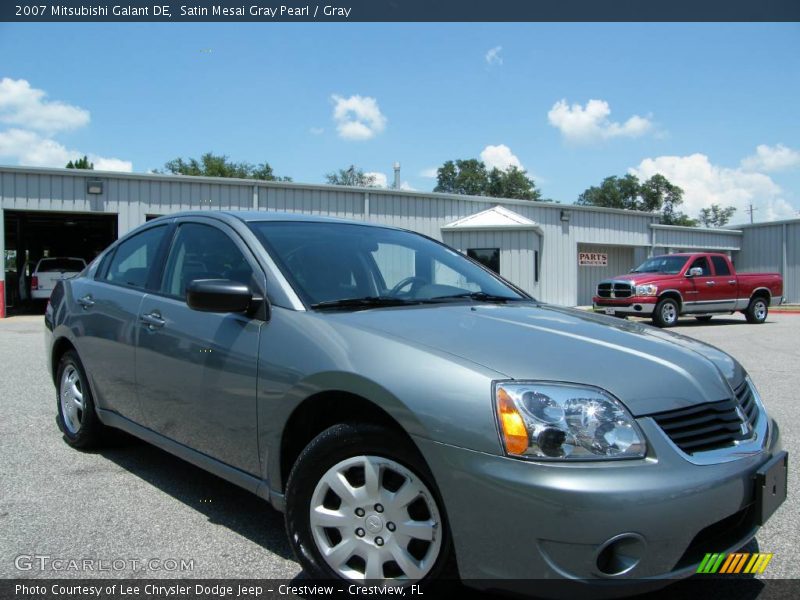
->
[4,166,793,306]
[652,225,742,251]
[442,229,541,295]
[735,221,800,303]
[576,244,636,306]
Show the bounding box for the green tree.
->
[577,173,696,225]
[160,152,291,181]
[488,166,543,201]
[325,165,379,187]
[577,174,640,210]
[434,159,488,196]
[698,204,737,228]
[434,159,545,200]
[66,155,93,170]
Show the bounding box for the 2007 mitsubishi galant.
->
[45,211,787,596]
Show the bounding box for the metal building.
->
[1,165,795,317]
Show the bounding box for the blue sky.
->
[1,22,798,223]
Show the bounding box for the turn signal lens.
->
[497,387,529,455]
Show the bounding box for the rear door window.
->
[711,256,731,276]
[102,226,168,289]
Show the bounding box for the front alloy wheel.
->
[285,423,453,583]
[653,298,679,328]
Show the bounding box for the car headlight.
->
[635,284,658,296]
[495,382,647,460]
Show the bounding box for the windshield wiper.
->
[310,296,420,311]
[425,291,522,304]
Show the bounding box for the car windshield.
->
[37,258,86,272]
[631,256,688,275]
[248,221,527,308]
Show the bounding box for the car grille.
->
[650,381,758,455]
[596,281,633,298]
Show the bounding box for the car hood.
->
[606,273,682,285]
[323,303,744,416]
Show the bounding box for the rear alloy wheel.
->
[745,297,769,324]
[56,350,104,448]
[285,423,453,583]
[653,298,679,328]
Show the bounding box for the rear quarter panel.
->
[735,272,784,300]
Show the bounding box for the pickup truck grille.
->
[650,382,758,455]
[597,281,633,298]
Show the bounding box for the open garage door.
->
[3,210,117,312]
[577,244,636,306]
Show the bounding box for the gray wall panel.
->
[3,166,795,306]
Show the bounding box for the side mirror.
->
[186,279,253,313]
[686,267,703,278]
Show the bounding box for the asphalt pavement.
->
[0,311,796,594]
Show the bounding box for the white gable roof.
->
[441,205,542,232]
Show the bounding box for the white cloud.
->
[547,99,653,143]
[480,144,523,171]
[92,157,134,172]
[741,144,800,173]
[0,78,132,172]
[485,46,503,66]
[0,77,89,134]
[630,153,796,224]
[400,181,416,191]
[420,167,438,178]
[364,171,388,187]
[0,128,132,172]
[331,94,387,141]
[309,127,325,135]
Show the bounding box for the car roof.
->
[147,210,401,228]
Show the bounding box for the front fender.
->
[256,308,505,498]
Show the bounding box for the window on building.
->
[711,255,731,276]
[467,248,500,275]
[535,250,540,283]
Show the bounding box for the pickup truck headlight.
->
[495,382,646,460]
[635,284,658,296]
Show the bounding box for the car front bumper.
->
[413,417,783,598]
[592,297,657,317]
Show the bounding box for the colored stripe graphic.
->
[697,552,773,574]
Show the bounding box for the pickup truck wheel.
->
[652,298,679,328]
[745,297,769,324]
[285,423,454,583]
[695,316,713,322]
[56,350,105,448]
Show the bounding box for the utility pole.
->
[746,204,758,224]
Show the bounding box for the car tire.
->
[745,296,769,324]
[695,316,713,322]
[285,422,455,583]
[652,298,680,328]
[56,350,105,448]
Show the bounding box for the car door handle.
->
[140,311,165,329]
[728,280,737,285]
[705,281,716,286]
[77,295,95,309]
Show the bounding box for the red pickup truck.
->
[593,252,783,327]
